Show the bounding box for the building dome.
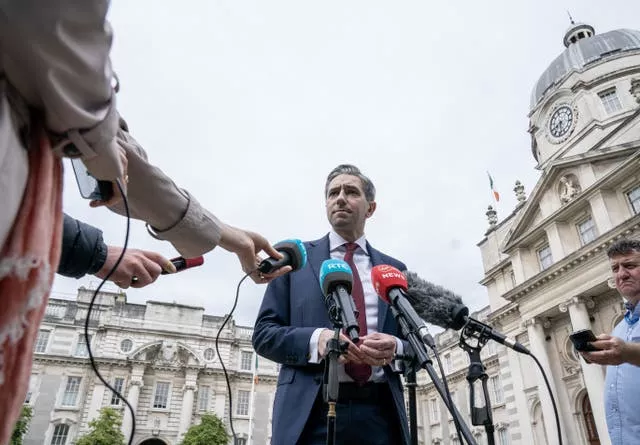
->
[530,26,640,109]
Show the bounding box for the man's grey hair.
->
[607,238,640,258]
[324,164,376,202]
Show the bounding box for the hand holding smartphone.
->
[569,329,598,352]
[71,158,114,202]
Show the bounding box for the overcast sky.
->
[52,1,640,327]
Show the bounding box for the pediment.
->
[501,146,640,252]
[129,340,201,367]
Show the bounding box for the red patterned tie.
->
[343,242,372,384]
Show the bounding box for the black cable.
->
[84,179,136,445]
[215,270,253,443]
[429,343,465,445]
[530,353,563,445]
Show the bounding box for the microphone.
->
[404,271,530,355]
[319,259,360,342]
[160,256,205,275]
[258,239,307,274]
[371,265,435,348]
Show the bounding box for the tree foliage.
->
[180,413,229,445]
[75,407,125,445]
[10,405,33,445]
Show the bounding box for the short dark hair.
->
[324,164,376,201]
[607,238,640,258]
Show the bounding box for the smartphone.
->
[71,158,113,201]
[569,329,598,352]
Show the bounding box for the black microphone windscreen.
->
[404,271,465,330]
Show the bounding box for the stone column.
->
[559,297,611,445]
[523,317,565,445]
[86,376,106,422]
[177,370,198,438]
[122,364,144,439]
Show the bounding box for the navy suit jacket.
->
[252,234,410,445]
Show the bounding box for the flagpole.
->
[248,354,258,445]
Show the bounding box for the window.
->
[577,217,597,245]
[240,351,253,371]
[203,348,215,362]
[599,89,622,114]
[25,374,37,404]
[537,245,553,270]
[234,439,247,445]
[50,424,70,445]
[429,398,439,423]
[498,428,510,445]
[236,390,250,416]
[120,339,133,353]
[490,375,504,404]
[153,382,170,409]
[34,330,50,353]
[198,386,210,412]
[61,376,81,407]
[444,354,452,373]
[628,186,640,215]
[111,378,125,405]
[75,334,92,357]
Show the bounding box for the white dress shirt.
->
[308,231,403,382]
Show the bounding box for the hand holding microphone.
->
[219,227,304,283]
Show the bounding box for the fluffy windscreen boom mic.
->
[371,265,435,348]
[404,271,530,355]
[319,259,360,342]
[258,239,307,273]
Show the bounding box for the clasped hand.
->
[318,330,396,367]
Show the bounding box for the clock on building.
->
[546,104,576,143]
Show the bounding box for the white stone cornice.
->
[488,302,520,322]
[505,220,640,302]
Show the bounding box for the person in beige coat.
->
[0,1,288,442]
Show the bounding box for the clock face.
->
[548,105,574,139]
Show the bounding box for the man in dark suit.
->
[252,164,410,445]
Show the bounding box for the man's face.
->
[610,251,640,303]
[325,174,375,235]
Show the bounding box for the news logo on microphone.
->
[319,259,353,296]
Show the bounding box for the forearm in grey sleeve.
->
[106,120,224,258]
[0,0,123,180]
[58,213,108,279]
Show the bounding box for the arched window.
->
[50,424,69,445]
[581,393,600,444]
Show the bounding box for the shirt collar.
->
[329,230,368,255]
[624,300,640,325]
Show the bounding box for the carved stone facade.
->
[24,290,278,445]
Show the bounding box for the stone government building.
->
[25,289,280,445]
[416,21,640,445]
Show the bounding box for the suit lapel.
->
[366,242,389,332]
[307,234,330,291]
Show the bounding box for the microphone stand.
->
[322,306,350,445]
[390,307,478,445]
[395,353,418,445]
[459,331,495,445]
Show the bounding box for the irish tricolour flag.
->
[487,172,500,202]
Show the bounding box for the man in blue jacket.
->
[252,164,410,445]
[59,213,174,287]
